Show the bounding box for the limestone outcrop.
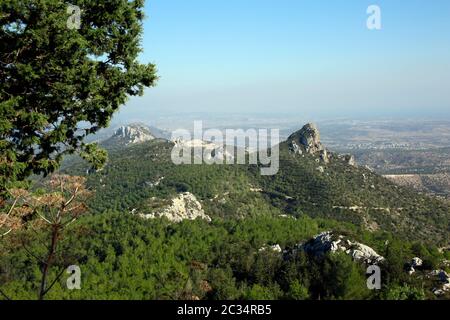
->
[138,192,211,223]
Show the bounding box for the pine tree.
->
[0,0,157,190]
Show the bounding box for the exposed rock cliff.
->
[288,123,356,166]
[138,192,211,223]
[107,123,155,146]
[173,138,234,162]
[288,123,328,162]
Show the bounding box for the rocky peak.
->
[288,123,329,163]
[289,123,323,152]
[288,123,358,166]
[112,123,155,145]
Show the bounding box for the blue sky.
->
[118,0,450,120]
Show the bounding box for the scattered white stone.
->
[278,214,296,220]
[145,176,165,188]
[290,141,302,155]
[429,270,450,296]
[259,244,282,253]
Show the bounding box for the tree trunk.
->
[38,224,59,300]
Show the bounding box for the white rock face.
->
[297,231,385,265]
[173,139,234,162]
[345,154,357,166]
[139,192,211,223]
[259,244,282,253]
[408,257,424,275]
[113,124,155,145]
[414,258,423,267]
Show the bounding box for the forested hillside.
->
[1,213,448,300]
[2,124,449,300]
[60,128,449,244]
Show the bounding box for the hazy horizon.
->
[113,0,450,123]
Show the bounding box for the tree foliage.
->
[1,212,445,300]
[0,0,157,190]
[0,175,90,299]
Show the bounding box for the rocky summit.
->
[109,123,155,145]
[287,123,330,163]
[288,123,324,153]
[288,123,355,166]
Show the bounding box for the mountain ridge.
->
[61,123,450,244]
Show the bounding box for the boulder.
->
[296,231,384,264]
[429,270,450,296]
[343,154,357,166]
[408,257,424,275]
